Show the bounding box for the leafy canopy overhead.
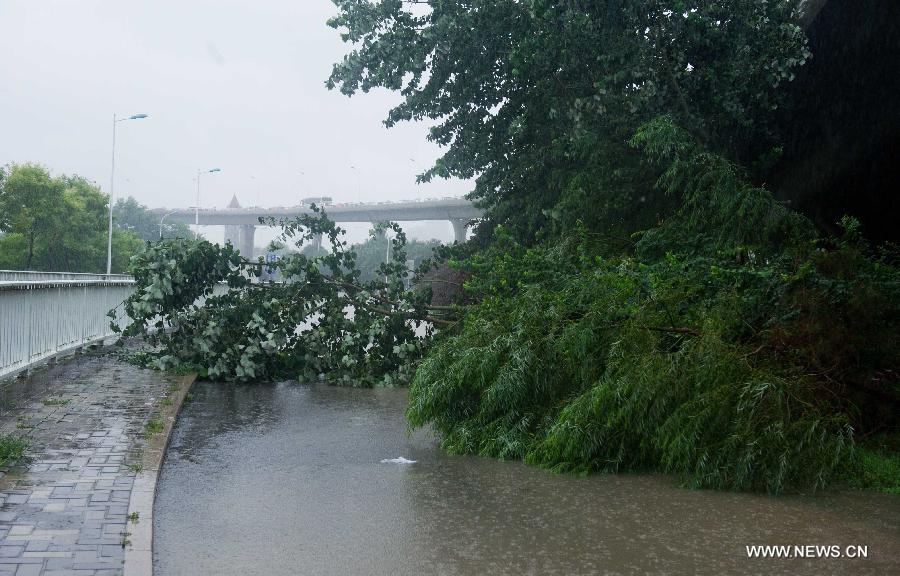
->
[327,0,809,240]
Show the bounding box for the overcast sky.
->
[0,0,468,243]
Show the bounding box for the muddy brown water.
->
[153,381,899,576]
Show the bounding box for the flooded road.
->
[154,381,900,576]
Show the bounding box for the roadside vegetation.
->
[0,163,191,273]
[0,434,27,468]
[117,1,897,493]
[353,237,440,283]
[143,414,165,438]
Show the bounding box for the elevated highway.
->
[151,197,483,255]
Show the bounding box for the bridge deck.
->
[151,198,482,226]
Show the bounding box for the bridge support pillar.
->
[224,224,241,249]
[239,225,256,258]
[450,219,468,243]
[311,233,323,251]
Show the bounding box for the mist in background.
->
[0,0,469,245]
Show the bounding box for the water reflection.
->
[164,381,282,463]
[154,382,900,576]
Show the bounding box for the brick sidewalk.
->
[0,351,179,575]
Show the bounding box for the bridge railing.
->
[0,270,133,283]
[0,271,136,379]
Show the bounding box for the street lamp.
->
[195,168,222,229]
[159,210,178,239]
[107,113,149,275]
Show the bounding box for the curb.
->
[123,373,197,576]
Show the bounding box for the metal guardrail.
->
[0,271,136,379]
[0,270,133,283]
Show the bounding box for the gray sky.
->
[0,0,468,244]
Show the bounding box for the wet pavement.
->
[155,381,900,576]
[0,351,180,575]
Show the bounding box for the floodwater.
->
[154,382,900,576]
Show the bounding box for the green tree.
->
[327,0,809,241]
[0,163,143,273]
[115,196,193,241]
[117,210,456,385]
[113,2,899,493]
[353,234,440,283]
[0,163,65,269]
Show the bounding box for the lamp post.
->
[158,210,178,239]
[107,113,149,275]
[195,168,222,231]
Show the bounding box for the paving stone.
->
[43,558,72,570]
[0,549,23,559]
[74,562,122,570]
[0,352,181,575]
[15,565,44,576]
[21,552,68,558]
